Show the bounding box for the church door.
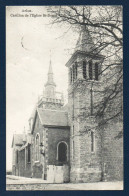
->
[58,142,67,162]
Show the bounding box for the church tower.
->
[44,59,56,99]
[37,58,64,110]
[66,26,104,182]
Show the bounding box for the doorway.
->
[57,142,68,162]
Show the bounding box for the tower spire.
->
[48,50,53,74]
[75,25,95,53]
[44,51,56,98]
[45,51,55,86]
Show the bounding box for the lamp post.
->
[39,142,46,180]
[40,142,45,156]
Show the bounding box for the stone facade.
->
[102,121,123,181]
[30,113,70,179]
[65,26,123,182]
[12,142,32,178]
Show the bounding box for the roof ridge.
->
[37,108,67,113]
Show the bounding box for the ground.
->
[6,175,123,190]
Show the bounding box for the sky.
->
[6,6,78,170]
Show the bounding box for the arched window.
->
[70,63,77,83]
[91,131,95,152]
[73,65,75,82]
[75,62,78,79]
[35,134,40,161]
[28,144,31,163]
[72,139,74,160]
[70,68,73,83]
[89,61,93,80]
[83,61,86,79]
[57,142,68,162]
[16,150,18,164]
[95,63,99,81]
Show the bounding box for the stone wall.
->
[67,52,123,183]
[102,121,123,181]
[31,112,70,180]
[18,148,32,178]
[47,127,70,166]
[68,80,103,182]
[31,113,44,179]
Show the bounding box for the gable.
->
[37,108,69,127]
[32,111,42,134]
[11,134,24,148]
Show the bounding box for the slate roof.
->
[12,134,24,147]
[19,134,31,151]
[65,26,104,67]
[29,105,37,120]
[75,26,95,53]
[37,108,69,127]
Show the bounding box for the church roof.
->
[29,105,37,120]
[37,108,69,127]
[75,26,95,53]
[12,133,31,148]
[65,26,104,67]
[19,134,31,151]
[11,134,24,147]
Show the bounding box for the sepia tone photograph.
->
[6,5,123,190]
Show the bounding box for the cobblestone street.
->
[6,175,123,190]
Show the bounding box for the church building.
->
[12,26,123,183]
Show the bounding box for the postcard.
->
[6,6,123,190]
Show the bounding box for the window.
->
[70,68,73,83]
[71,126,74,160]
[75,62,78,79]
[89,61,93,80]
[16,150,18,164]
[72,139,74,160]
[70,63,77,84]
[28,144,31,163]
[57,142,68,162]
[73,65,75,82]
[35,134,40,161]
[72,125,74,136]
[83,61,86,79]
[91,131,95,152]
[95,63,99,81]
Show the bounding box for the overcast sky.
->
[6,6,78,170]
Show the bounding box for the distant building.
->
[12,26,123,183]
[6,170,12,175]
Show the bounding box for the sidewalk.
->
[6,175,123,190]
[6,175,48,184]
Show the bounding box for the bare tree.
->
[47,6,123,138]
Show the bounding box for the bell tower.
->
[66,25,104,182]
